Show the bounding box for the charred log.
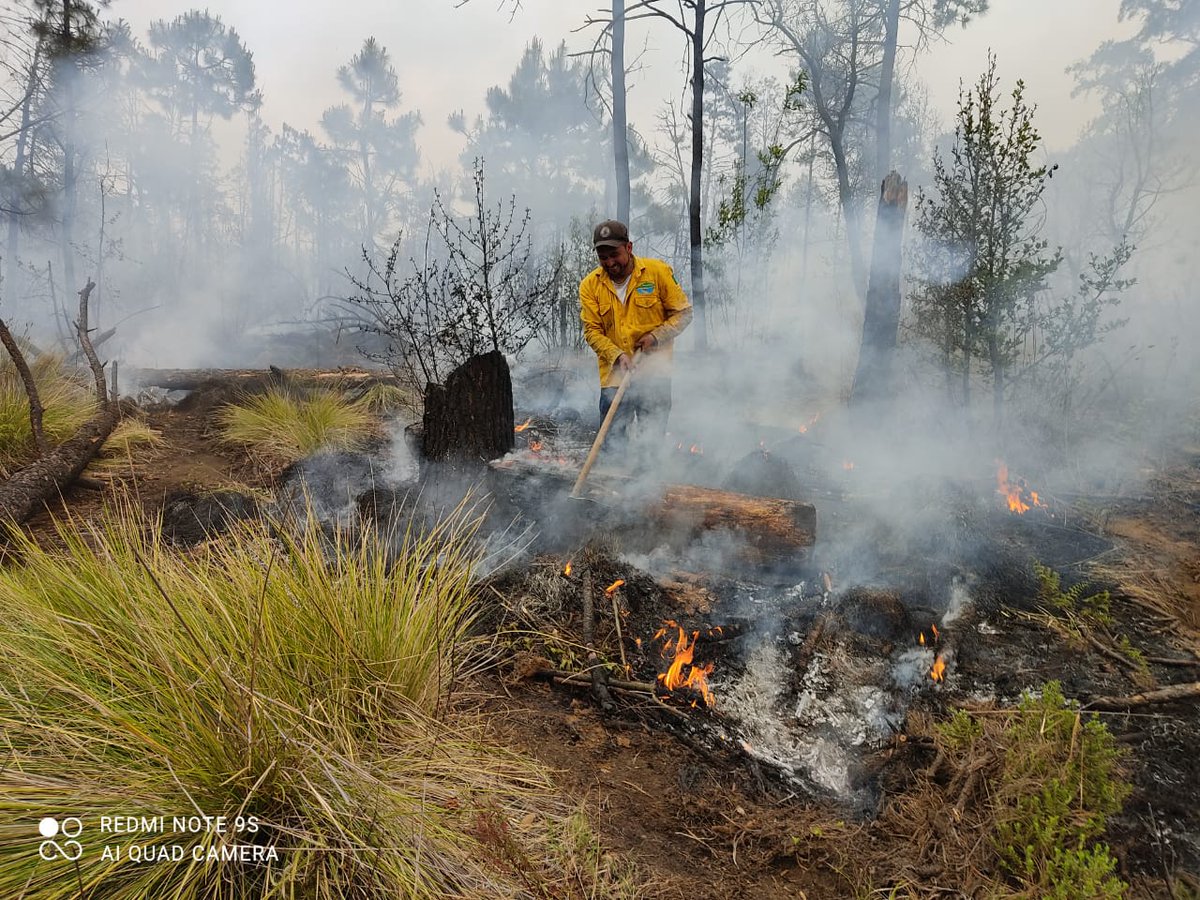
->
[645,484,816,569]
[421,350,514,464]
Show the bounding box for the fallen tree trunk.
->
[0,279,118,527]
[129,367,401,392]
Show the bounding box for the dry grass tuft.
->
[0,352,95,475]
[216,386,377,464]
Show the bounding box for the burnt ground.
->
[17,374,1200,899]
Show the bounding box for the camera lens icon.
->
[38,817,83,861]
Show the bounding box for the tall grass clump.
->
[217,386,376,464]
[0,503,639,898]
[0,352,95,475]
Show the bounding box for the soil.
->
[13,374,1200,899]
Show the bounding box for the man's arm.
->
[648,264,693,345]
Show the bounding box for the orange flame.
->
[930,655,946,682]
[656,623,715,707]
[562,561,572,577]
[996,460,1047,515]
[931,623,940,643]
[689,444,703,455]
[604,579,625,596]
[842,460,855,471]
[919,632,926,646]
[798,412,821,434]
[514,418,532,432]
[529,440,543,453]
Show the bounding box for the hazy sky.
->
[108,0,1135,173]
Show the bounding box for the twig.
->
[581,567,615,712]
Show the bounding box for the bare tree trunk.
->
[0,318,49,454]
[611,0,631,223]
[850,172,908,406]
[688,1,708,350]
[5,42,44,300]
[421,350,515,464]
[874,0,901,182]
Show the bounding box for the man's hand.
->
[615,352,633,372]
[635,332,658,352]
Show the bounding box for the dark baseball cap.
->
[592,219,630,248]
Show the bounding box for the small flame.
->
[529,440,543,453]
[996,460,1047,515]
[604,579,625,596]
[919,632,926,646]
[689,444,703,455]
[514,418,532,432]
[930,655,946,682]
[656,622,715,707]
[931,623,940,643]
[798,412,821,434]
[562,561,572,577]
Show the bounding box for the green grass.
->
[0,502,639,898]
[0,352,96,475]
[217,387,377,464]
[87,419,166,473]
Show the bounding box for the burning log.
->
[644,485,816,569]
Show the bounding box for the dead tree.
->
[850,171,908,407]
[0,279,118,526]
[0,318,49,454]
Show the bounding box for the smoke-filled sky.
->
[112,0,1134,172]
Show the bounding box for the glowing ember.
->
[529,440,543,453]
[656,622,715,707]
[930,655,946,682]
[689,444,703,455]
[842,460,855,471]
[562,561,572,577]
[604,579,625,596]
[995,460,1047,515]
[514,418,532,432]
[798,412,821,434]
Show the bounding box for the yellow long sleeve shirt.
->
[579,256,693,387]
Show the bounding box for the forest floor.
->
[19,370,1200,899]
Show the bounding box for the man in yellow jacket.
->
[580,219,693,447]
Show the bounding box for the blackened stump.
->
[422,350,515,464]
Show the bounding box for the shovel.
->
[570,351,642,499]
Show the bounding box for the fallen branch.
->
[1085,682,1200,710]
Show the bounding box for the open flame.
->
[798,412,821,434]
[842,460,855,471]
[996,460,1047,515]
[604,579,625,596]
[930,655,946,682]
[514,418,532,432]
[529,440,543,453]
[562,561,572,577]
[931,623,940,643]
[654,620,715,708]
[919,632,926,646]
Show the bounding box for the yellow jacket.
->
[579,257,693,387]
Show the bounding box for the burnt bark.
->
[421,349,514,463]
[850,172,908,407]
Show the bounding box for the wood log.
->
[645,484,816,568]
[1086,681,1200,710]
[129,367,400,392]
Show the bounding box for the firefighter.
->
[579,219,693,448]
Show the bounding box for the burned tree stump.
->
[421,350,515,463]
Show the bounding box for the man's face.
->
[596,242,634,281]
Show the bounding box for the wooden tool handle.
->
[570,352,641,498]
